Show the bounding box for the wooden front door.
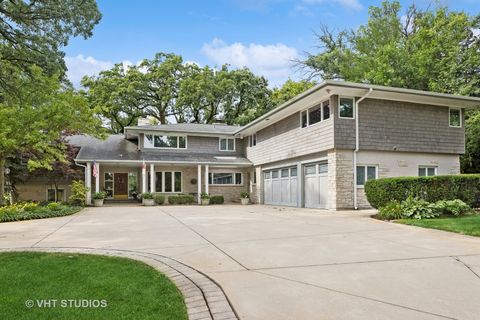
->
[114,173,128,200]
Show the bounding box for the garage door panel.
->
[264,167,298,207]
[304,162,328,209]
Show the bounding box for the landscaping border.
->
[0,247,238,320]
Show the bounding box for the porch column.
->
[204,164,209,195]
[95,162,100,193]
[197,164,202,204]
[150,164,155,193]
[86,162,92,205]
[142,164,147,193]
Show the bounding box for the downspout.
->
[353,88,373,210]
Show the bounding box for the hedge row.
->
[167,195,195,205]
[209,195,224,204]
[364,174,480,209]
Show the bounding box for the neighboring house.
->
[18,81,480,209]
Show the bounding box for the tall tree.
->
[299,0,480,172]
[270,79,316,107]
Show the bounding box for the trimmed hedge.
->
[167,195,195,205]
[364,174,480,209]
[154,195,165,205]
[209,195,224,204]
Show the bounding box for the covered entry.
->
[304,162,328,208]
[263,166,298,206]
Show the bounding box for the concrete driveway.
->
[1,205,480,320]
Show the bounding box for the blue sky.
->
[64,0,480,87]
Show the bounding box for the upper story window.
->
[219,138,235,151]
[144,134,187,149]
[418,166,436,177]
[356,165,377,186]
[300,100,331,128]
[249,134,257,147]
[339,97,355,119]
[449,108,461,127]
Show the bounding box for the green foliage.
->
[141,192,154,200]
[434,199,471,216]
[240,192,250,199]
[364,174,480,208]
[154,195,165,205]
[270,80,316,106]
[462,110,480,173]
[69,180,88,205]
[93,191,107,200]
[377,201,404,220]
[200,192,210,199]
[209,195,224,204]
[400,196,441,220]
[168,195,195,205]
[0,202,81,222]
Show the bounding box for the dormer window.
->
[249,134,257,147]
[144,134,187,149]
[219,138,235,151]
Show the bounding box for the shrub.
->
[209,195,224,204]
[364,174,480,209]
[377,201,404,220]
[93,191,107,200]
[168,195,195,205]
[400,196,441,219]
[240,192,250,199]
[0,202,81,222]
[69,180,88,205]
[200,192,210,199]
[434,199,471,216]
[154,195,165,205]
[142,192,154,199]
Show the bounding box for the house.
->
[18,80,480,209]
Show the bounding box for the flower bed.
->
[0,202,82,223]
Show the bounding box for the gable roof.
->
[235,80,480,136]
[125,123,241,138]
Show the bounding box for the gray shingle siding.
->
[334,97,465,154]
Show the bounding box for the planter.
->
[241,198,250,205]
[93,199,104,207]
[143,198,155,206]
[201,199,210,206]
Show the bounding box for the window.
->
[209,172,242,185]
[272,170,279,179]
[339,97,355,118]
[174,172,182,192]
[301,111,308,128]
[449,108,461,127]
[252,171,257,185]
[104,172,113,198]
[305,165,316,175]
[319,163,328,174]
[128,173,137,198]
[322,101,330,120]
[290,167,297,177]
[419,166,436,177]
[249,134,257,147]
[356,165,377,186]
[154,171,182,193]
[281,168,289,178]
[219,138,235,151]
[164,172,172,192]
[308,105,322,125]
[47,189,64,202]
[264,171,271,179]
[155,172,163,192]
[144,134,187,149]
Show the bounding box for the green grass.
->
[0,252,188,320]
[397,214,480,237]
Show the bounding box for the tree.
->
[299,0,480,172]
[0,0,101,89]
[270,79,316,107]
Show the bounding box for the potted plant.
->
[142,192,155,206]
[200,192,210,205]
[240,192,250,205]
[93,191,107,207]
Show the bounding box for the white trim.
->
[75,159,252,166]
[144,134,188,150]
[338,96,356,119]
[197,165,202,204]
[208,172,243,186]
[418,166,437,177]
[449,108,462,128]
[218,137,236,152]
[355,165,378,188]
[154,171,183,193]
[262,156,329,171]
[300,99,331,129]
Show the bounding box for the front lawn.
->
[397,214,480,237]
[0,252,187,320]
[0,202,82,223]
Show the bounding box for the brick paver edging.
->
[0,247,238,320]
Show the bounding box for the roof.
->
[125,123,241,138]
[235,80,480,136]
[74,135,252,166]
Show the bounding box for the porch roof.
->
[74,135,252,166]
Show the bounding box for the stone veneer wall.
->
[332,149,355,210]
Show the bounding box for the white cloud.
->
[302,0,362,11]
[201,38,299,86]
[64,55,115,88]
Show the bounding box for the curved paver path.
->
[0,247,238,320]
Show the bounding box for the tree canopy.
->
[299,0,480,172]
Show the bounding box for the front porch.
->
[84,161,252,205]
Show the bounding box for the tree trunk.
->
[0,158,5,206]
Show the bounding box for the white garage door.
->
[304,162,328,209]
[263,167,298,206]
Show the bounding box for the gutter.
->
[353,88,373,210]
